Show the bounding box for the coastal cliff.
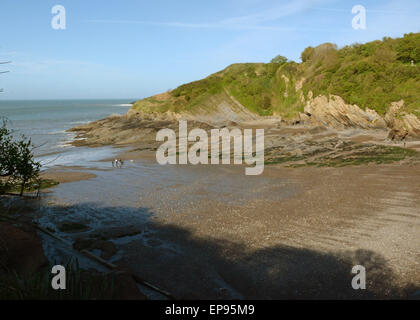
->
[125,32,420,137]
[68,33,420,167]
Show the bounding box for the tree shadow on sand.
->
[2,197,418,300]
[115,220,418,299]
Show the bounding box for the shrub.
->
[396,33,420,63]
[301,46,315,62]
[0,119,40,196]
[270,55,288,64]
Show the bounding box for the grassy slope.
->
[132,32,420,119]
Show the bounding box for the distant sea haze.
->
[0,99,132,165]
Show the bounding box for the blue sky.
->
[0,0,419,100]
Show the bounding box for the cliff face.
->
[299,94,420,140]
[301,93,387,129]
[129,32,420,138]
[128,88,261,127]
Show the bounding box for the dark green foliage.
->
[133,33,420,119]
[302,33,420,116]
[395,32,420,63]
[301,46,315,62]
[270,55,288,64]
[0,119,41,195]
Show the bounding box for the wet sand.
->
[36,157,420,299]
[112,163,419,299]
[28,122,420,299]
[41,170,97,184]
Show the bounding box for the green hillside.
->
[132,32,420,119]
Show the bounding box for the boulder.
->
[402,113,420,137]
[388,128,408,141]
[385,100,420,139]
[301,94,420,139]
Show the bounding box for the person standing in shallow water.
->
[112,159,124,168]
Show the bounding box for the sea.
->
[0,99,132,167]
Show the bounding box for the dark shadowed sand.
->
[34,156,420,299]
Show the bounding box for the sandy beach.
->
[10,113,413,299]
[3,101,419,299]
[30,148,420,299]
[112,163,420,298]
[41,170,97,184]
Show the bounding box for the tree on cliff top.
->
[270,55,288,64]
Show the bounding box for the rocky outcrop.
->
[297,93,420,140]
[69,115,179,146]
[127,89,261,127]
[385,100,420,140]
[175,89,261,126]
[71,85,420,146]
[303,93,387,130]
